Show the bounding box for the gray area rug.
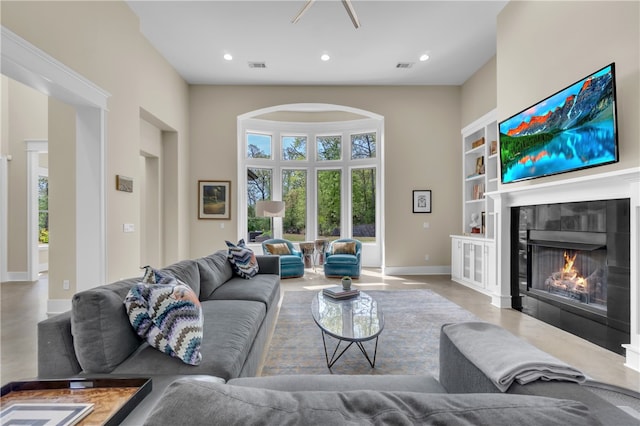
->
[261,289,479,377]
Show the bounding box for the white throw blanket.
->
[443,322,587,392]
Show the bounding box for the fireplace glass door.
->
[530,244,607,312]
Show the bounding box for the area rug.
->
[261,289,480,378]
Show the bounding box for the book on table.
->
[322,286,360,299]
[0,403,94,426]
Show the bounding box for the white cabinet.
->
[451,235,496,294]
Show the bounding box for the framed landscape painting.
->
[198,180,230,220]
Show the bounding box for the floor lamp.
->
[256,200,285,239]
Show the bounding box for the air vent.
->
[248,62,267,69]
[396,62,414,69]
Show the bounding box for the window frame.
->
[237,105,384,268]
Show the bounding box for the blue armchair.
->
[324,238,362,279]
[261,239,304,278]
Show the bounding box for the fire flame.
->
[561,251,587,290]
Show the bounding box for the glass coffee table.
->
[311,290,384,368]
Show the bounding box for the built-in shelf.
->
[458,109,497,239]
[451,109,498,298]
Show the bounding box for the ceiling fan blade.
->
[342,0,361,29]
[291,0,316,24]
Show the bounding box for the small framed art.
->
[116,175,133,193]
[198,180,231,220]
[413,190,432,213]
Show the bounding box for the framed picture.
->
[413,190,432,213]
[198,180,231,220]
[116,175,133,193]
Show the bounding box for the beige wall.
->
[497,1,640,190]
[48,98,76,299]
[189,85,462,268]
[2,1,189,294]
[2,77,47,275]
[461,56,497,128]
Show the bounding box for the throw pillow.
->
[332,241,356,255]
[140,265,174,284]
[225,239,259,279]
[124,279,203,365]
[264,242,291,255]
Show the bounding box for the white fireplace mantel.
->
[487,167,640,372]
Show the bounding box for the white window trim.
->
[237,104,384,267]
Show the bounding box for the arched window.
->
[238,104,384,267]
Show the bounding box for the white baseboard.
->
[39,263,48,273]
[383,265,451,276]
[47,299,72,316]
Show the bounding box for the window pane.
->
[247,133,272,159]
[282,169,307,242]
[38,176,49,243]
[351,132,376,159]
[316,135,341,161]
[317,169,341,239]
[247,167,272,241]
[282,136,307,161]
[352,168,376,242]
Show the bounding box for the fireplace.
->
[528,230,607,314]
[511,199,630,354]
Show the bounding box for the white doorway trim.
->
[1,27,110,307]
[25,139,48,282]
[0,155,8,282]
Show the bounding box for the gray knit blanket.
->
[443,322,587,392]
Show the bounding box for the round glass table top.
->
[311,290,384,341]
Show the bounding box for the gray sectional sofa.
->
[37,250,281,381]
[135,323,639,426]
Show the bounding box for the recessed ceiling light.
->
[419,54,430,62]
[223,53,233,61]
[320,54,330,62]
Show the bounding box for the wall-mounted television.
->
[499,63,618,184]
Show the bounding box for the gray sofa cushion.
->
[144,378,600,426]
[71,278,142,373]
[208,274,280,309]
[160,259,201,296]
[111,300,265,380]
[197,250,233,299]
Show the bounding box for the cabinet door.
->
[462,241,473,281]
[451,238,462,280]
[472,242,484,287]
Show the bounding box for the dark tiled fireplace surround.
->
[510,199,630,355]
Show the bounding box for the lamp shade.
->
[256,200,285,218]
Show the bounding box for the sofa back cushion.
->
[197,250,233,300]
[144,379,600,426]
[160,259,201,297]
[71,278,142,373]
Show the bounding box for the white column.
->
[622,177,640,371]
[491,193,512,308]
